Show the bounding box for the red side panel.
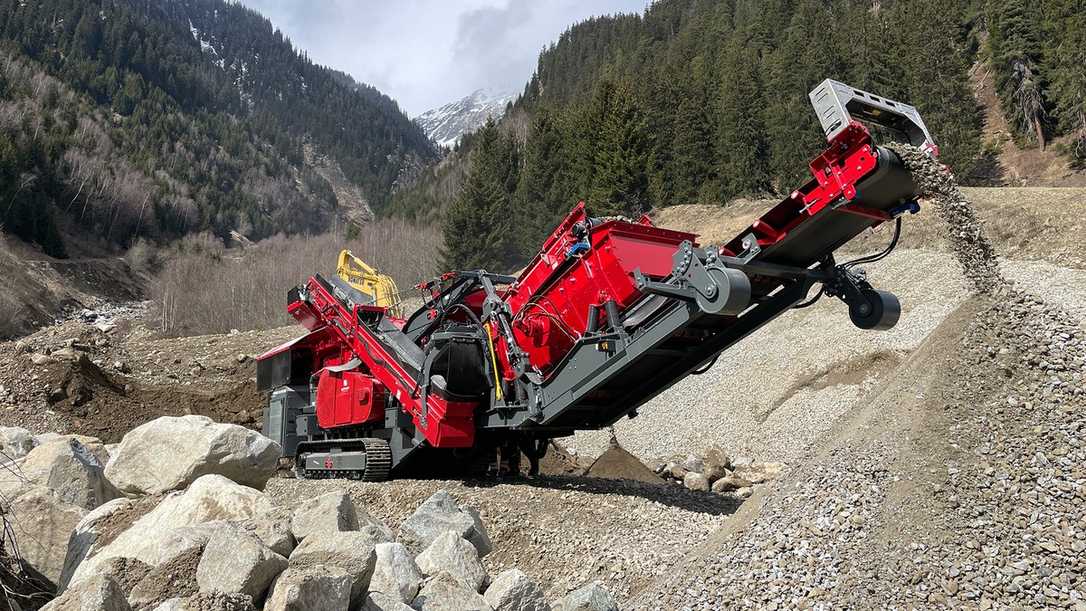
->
[423,396,477,447]
[502,204,697,378]
[315,370,385,429]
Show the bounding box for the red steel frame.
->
[721,121,892,257]
[280,280,479,449]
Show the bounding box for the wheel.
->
[696,267,752,316]
[849,289,901,330]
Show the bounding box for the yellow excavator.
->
[335,250,404,318]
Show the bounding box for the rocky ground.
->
[2,416,630,611]
[1,160,1085,609]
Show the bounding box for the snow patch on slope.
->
[414,89,515,149]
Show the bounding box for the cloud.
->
[237,0,646,116]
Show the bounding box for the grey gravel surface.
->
[635,145,1086,610]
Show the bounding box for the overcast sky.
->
[237,0,648,117]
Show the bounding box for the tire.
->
[849,289,901,330]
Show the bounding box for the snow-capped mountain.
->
[415,89,516,149]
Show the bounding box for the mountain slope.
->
[415,89,516,149]
[392,0,1085,274]
[0,0,435,251]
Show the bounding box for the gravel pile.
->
[637,147,1086,609]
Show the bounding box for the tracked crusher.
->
[257,79,940,480]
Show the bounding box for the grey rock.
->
[357,504,396,543]
[0,426,36,461]
[399,490,492,557]
[412,571,491,611]
[552,581,617,611]
[67,475,271,586]
[702,446,732,472]
[415,532,487,592]
[19,437,120,510]
[666,464,687,481]
[288,530,379,605]
[264,566,353,611]
[483,568,550,611]
[682,472,710,492]
[711,474,753,493]
[6,486,87,587]
[680,454,703,473]
[196,526,287,600]
[238,507,296,557]
[369,542,423,603]
[364,591,415,611]
[58,497,134,591]
[104,415,280,495]
[149,592,257,611]
[290,490,358,542]
[41,574,130,611]
[730,456,754,470]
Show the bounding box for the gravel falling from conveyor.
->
[888,144,1007,294]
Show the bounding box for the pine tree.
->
[667,74,714,204]
[514,106,573,260]
[761,2,848,191]
[989,0,1048,148]
[586,80,652,217]
[441,121,519,271]
[889,0,983,175]
[716,38,771,200]
[1042,0,1086,162]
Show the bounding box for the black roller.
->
[849,289,901,330]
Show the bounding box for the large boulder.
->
[357,504,396,542]
[290,491,358,542]
[398,491,491,557]
[415,532,487,592]
[19,437,120,510]
[196,526,288,601]
[0,426,36,461]
[6,486,87,586]
[238,507,296,557]
[363,591,414,611]
[264,566,353,611]
[484,569,549,611]
[551,582,617,611]
[104,415,280,495]
[369,542,423,603]
[41,574,131,611]
[67,475,272,586]
[412,572,490,611]
[288,530,380,605]
[58,497,134,591]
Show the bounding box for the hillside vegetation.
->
[389,0,1086,272]
[0,0,436,257]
